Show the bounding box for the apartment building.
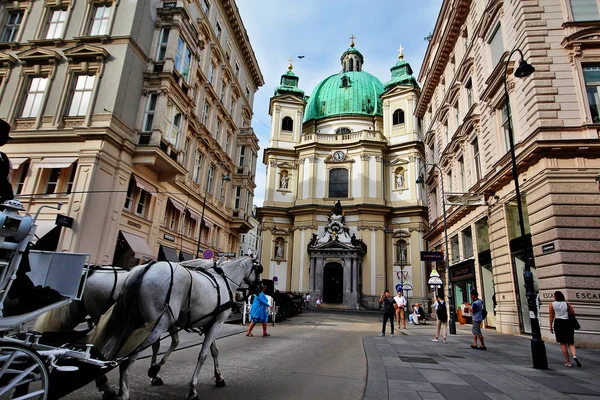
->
[416,0,600,346]
[0,0,263,266]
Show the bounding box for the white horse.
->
[96,256,262,400]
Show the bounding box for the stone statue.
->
[395,169,406,189]
[397,243,407,263]
[275,240,284,258]
[333,200,343,216]
[280,170,289,190]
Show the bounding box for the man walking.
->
[432,293,448,343]
[393,290,407,329]
[466,289,486,350]
[379,290,395,337]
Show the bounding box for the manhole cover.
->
[399,356,438,364]
[445,355,464,359]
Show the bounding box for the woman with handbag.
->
[549,291,582,367]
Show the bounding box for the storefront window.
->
[506,198,531,240]
[462,227,473,258]
[450,235,460,263]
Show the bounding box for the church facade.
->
[258,42,429,309]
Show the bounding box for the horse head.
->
[242,253,263,291]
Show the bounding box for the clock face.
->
[333,151,345,161]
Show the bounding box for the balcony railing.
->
[301,130,386,144]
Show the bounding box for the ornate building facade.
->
[0,0,263,265]
[416,0,600,346]
[259,42,429,309]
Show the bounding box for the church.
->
[258,40,429,309]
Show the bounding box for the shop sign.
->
[541,242,555,253]
[217,252,236,257]
[163,234,175,242]
[450,263,474,281]
[540,291,600,301]
[55,214,74,228]
[420,251,444,261]
[127,220,142,229]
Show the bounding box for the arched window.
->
[329,168,348,198]
[349,58,354,72]
[341,76,349,87]
[397,239,408,264]
[282,116,293,131]
[335,127,351,135]
[393,109,405,126]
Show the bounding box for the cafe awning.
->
[133,175,157,197]
[34,157,78,169]
[159,245,179,263]
[188,209,202,221]
[169,198,186,213]
[121,231,155,260]
[180,251,194,261]
[10,157,29,169]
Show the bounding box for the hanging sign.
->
[421,251,444,261]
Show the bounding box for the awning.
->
[34,157,78,169]
[158,245,179,262]
[180,251,194,261]
[10,157,29,169]
[33,220,59,240]
[121,231,155,260]
[188,209,202,221]
[203,219,214,228]
[133,175,157,197]
[169,198,186,213]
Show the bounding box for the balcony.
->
[134,131,187,181]
[300,130,386,145]
[230,210,253,234]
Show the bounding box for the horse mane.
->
[33,301,83,333]
[98,263,152,360]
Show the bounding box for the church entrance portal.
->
[323,263,343,303]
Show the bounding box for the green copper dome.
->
[384,57,419,91]
[304,71,384,122]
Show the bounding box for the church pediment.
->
[381,85,416,98]
[16,47,62,64]
[312,240,355,251]
[63,44,109,62]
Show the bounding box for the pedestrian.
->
[465,290,486,350]
[549,290,581,367]
[379,290,395,337]
[246,285,273,337]
[432,293,448,343]
[0,120,14,204]
[412,303,424,325]
[316,297,322,308]
[305,293,311,308]
[394,290,407,329]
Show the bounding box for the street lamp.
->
[503,48,548,369]
[195,168,231,258]
[417,164,456,334]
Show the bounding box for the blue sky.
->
[236,0,443,206]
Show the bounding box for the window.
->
[202,0,210,15]
[473,138,482,181]
[225,42,232,61]
[462,227,474,258]
[501,102,512,151]
[45,168,61,194]
[234,186,241,209]
[1,10,23,42]
[202,102,210,126]
[447,170,453,193]
[136,190,150,217]
[186,217,196,237]
[225,133,231,154]
[156,28,170,61]
[455,102,460,128]
[209,63,215,85]
[162,103,182,146]
[67,75,96,116]
[206,165,215,194]
[489,24,505,66]
[335,127,351,135]
[20,77,48,118]
[583,65,600,123]
[430,188,438,220]
[328,168,348,198]
[142,93,158,132]
[241,234,245,243]
[466,79,474,109]
[219,176,226,202]
[229,97,235,116]
[450,234,460,263]
[193,151,203,184]
[239,146,245,167]
[349,58,354,72]
[341,76,349,87]
[163,201,180,231]
[246,85,250,98]
[215,21,222,40]
[281,116,293,131]
[458,157,465,192]
[220,82,226,102]
[45,9,67,39]
[124,179,134,211]
[215,119,221,141]
[89,4,112,36]
[65,162,77,194]
[392,109,405,126]
[571,0,600,21]
[13,160,29,195]
[182,137,191,166]
[175,36,192,82]
[235,62,240,78]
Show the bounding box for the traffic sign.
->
[420,251,444,261]
[273,276,278,282]
[395,283,403,292]
[202,249,214,259]
[217,252,236,257]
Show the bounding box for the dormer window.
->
[341,75,350,87]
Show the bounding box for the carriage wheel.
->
[0,344,49,400]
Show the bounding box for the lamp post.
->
[195,167,231,258]
[503,48,547,369]
[417,164,456,334]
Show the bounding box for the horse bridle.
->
[243,260,263,290]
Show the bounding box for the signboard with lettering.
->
[217,252,236,257]
[541,242,555,253]
[421,251,444,261]
[55,214,74,228]
[450,263,475,281]
[163,234,175,242]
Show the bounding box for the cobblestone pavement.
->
[364,321,600,400]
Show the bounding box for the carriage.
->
[0,200,117,399]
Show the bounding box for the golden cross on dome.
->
[398,44,404,59]
[350,34,356,47]
[288,56,294,71]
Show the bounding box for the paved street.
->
[64,310,600,400]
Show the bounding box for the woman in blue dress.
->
[246,285,272,337]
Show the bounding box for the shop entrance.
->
[323,263,343,303]
[450,260,476,325]
[510,235,537,334]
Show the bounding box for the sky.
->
[235,0,443,206]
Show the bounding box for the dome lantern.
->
[341,35,364,73]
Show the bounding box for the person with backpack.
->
[465,289,487,350]
[432,293,448,343]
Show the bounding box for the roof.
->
[274,70,305,98]
[384,58,419,91]
[304,71,385,123]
